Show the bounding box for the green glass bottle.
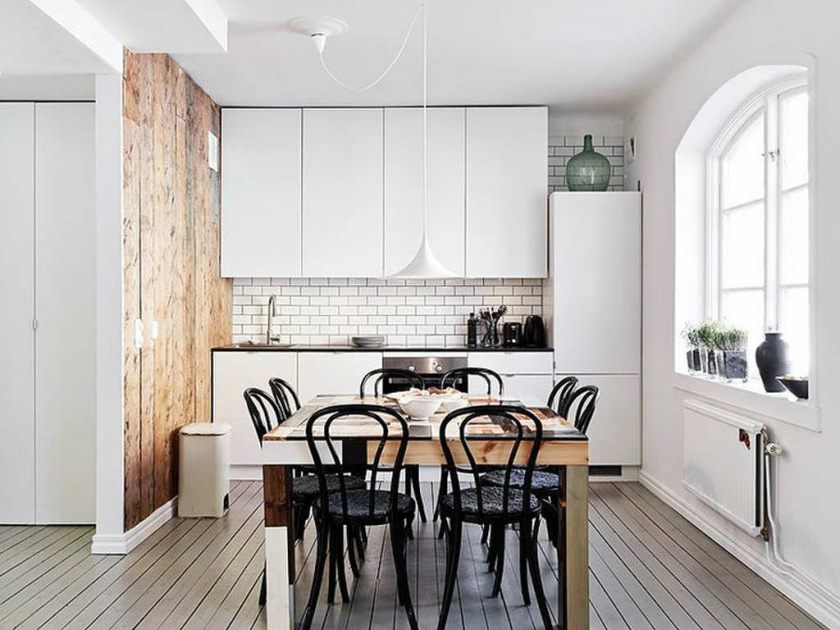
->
[565,134,612,191]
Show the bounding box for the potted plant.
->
[694,321,720,378]
[714,326,749,382]
[681,324,702,373]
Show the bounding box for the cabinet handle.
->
[134,319,144,349]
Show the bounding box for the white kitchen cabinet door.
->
[556,374,640,466]
[297,352,382,404]
[468,351,553,375]
[499,375,554,407]
[34,103,96,524]
[302,109,384,277]
[550,192,641,374]
[466,107,548,278]
[0,103,36,524]
[384,108,465,276]
[212,351,297,476]
[221,108,302,277]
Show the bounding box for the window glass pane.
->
[721,201,765,289]
[721,289,765,374]
[779,89,809,191]
[779,186,809,285]
[779,287,809,374]
[721,113,765,209]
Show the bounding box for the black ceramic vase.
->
[755,332,790,392]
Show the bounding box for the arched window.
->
[707,76,809,373]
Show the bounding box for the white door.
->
[221,108,302,277]
[297,352,382,404]
[550,192,641,374]
[384,108,466,276]
[466,107,548,278]
[556,373,641,466]
[212,351,297,477]
[0,103,36,524]
[302,109,384,277]
[34,103,96,524]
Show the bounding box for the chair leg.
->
[391,519,419,629]
[347,526,362,578]
[259,565,267,606]
[490,526,505,598]
[437,520,462,630]
[437,513,448,540]
[433,466,447,522]
[327,524,337,604]
[299,520,330,630]
[410,467,427,523]
[518,519,531,606]
[486,524,500,572]
[525,519,553,630]
[334,525,351,603]
[481,523,491,545]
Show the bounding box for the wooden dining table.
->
[261,395,589,629]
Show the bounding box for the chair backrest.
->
[359,368,425,399]
[439,404,543,521]
[243,387,284,444]
[440,367,504,396]
[269,377,301,420]
[566,385,599,434]
[306,403,410,520]
[547,376,578,417]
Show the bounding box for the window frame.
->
[705,75,810,373]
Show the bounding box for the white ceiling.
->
[172,0,744,110]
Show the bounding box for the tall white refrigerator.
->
[546,191,641,469]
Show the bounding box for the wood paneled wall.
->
[123,51,232,530]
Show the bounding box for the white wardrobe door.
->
[35,103,96,524]
[0,104,36,524]
[302,109,384,277]
[384,108,466,276]
[221,108,302,277]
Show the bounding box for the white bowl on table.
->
[398,397,442,421]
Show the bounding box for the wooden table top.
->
[263,395,586,442]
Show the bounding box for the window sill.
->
[673,371,821,432]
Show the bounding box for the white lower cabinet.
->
[499,374,554,407]
[297,352,382,403]
[556,374,640,466]
[212,351,297,477]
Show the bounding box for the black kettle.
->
[523,315,547,348]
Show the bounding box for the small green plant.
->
[714,326,748,352]
[681,324,701,348]
[694,321,720,349]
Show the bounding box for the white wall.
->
[625,0,840,624]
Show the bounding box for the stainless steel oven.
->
[381,356,468,394]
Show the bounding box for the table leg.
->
[562,465,589,629]
[264,464,295,629]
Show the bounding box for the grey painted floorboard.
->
[0,481,822,630]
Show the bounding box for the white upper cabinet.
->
[221,108,302,278]
[466,107,548,278]
[302,109,384,277]
[384,108,466,276]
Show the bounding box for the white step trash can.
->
[178,422,231,518]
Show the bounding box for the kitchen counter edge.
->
[213,345,553,353]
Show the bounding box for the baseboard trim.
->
[639,470,840,629]
[91,496,177,555]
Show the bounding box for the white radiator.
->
[682,399,765,536]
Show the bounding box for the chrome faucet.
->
[266,294,277,345]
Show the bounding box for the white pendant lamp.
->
[289,1,455,278]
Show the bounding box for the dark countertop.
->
[213,344,553,353]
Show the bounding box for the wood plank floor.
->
[0,481,822,629]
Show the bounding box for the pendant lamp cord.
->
[317,2,425,93]
[422,0,428,241]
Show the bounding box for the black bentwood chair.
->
[300,404,418,630]
[268,376,301,420]
[437,405,552,630]
[547,375,579,417]
[359,368,429,523]
[243,388,367,606]
[433,367,505,527]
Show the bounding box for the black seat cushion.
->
[292,474,366,500]
[479,467,560,493]
[325,489,415,520]
[440,486,541,519]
